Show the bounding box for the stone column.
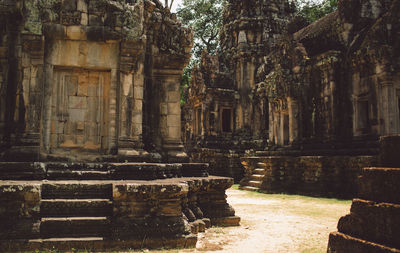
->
[288,97,299,144]
[154,69,188,162]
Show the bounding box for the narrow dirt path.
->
[144,187,352,253]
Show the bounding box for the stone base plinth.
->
[0,175,239,251]
[0,235,198,252]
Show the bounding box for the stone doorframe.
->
[41,39,119,156]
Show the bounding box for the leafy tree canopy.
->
[295,0,338,23]
[176,0,224,105]
[177,0,224,60]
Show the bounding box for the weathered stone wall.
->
[241,155,377,198]
[0,0,193,163]
[0,183,41,240]
[190,148,243,183]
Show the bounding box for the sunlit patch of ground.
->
[127,185,351,253]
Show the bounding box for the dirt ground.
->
[141,186,352,253]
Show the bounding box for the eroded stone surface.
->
[240,155,376,198]
[0,0,193,163]
[328,167,400,252]
[0,176,239,251]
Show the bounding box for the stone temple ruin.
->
[184,0,400,198]
[1,0,400,251]
[0,0,239,251]
[183,0,400,251]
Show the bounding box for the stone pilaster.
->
[154,68,188,162]
[288,97,299,144]
[117,41,149,161]
[379,76,397,135]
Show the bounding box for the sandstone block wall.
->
[0,183,41,240]
[241,155,377,198]
[0,0,193,163]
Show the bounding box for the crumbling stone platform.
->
[0,163,239,252]
[327,167,400,253]
[240,155,376,198]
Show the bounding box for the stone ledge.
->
[0,234,197,252]
[327,232,400,253]
[358,167,400,204]
[337,199,400,249]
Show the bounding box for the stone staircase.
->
[239,161,266,192]
[33,182,113,246]
[0,162,240,251]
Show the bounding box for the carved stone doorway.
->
[50,68,110,152]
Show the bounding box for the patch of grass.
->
[301,248,325,253]
[230,184,351,219]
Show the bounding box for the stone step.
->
[328,232,400,253]
[254,168,265,174]
[45,163,110,172]
[257,162,267,168]
[248,180,262,188]
[46,170,111,180]
[0,162,45,180]
[337,199,400,249]
[358,167,400,204]
[181,163,209,177]
[110,163,182,180]
[30,237,104,242]
[41,199,112,217]
[25,237,105,251]
[41,183,112,199]
[40,217,110,238]
[239,186,259,192]
[251,174,264,180]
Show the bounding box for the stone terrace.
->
[0,163,240,251]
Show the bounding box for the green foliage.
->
[177,0,224,59]
[177,0,224,105]
[180,61,195,106]
[295,0,338,23]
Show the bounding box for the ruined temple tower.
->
[183,0,295,179]
[219,0,294,134]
